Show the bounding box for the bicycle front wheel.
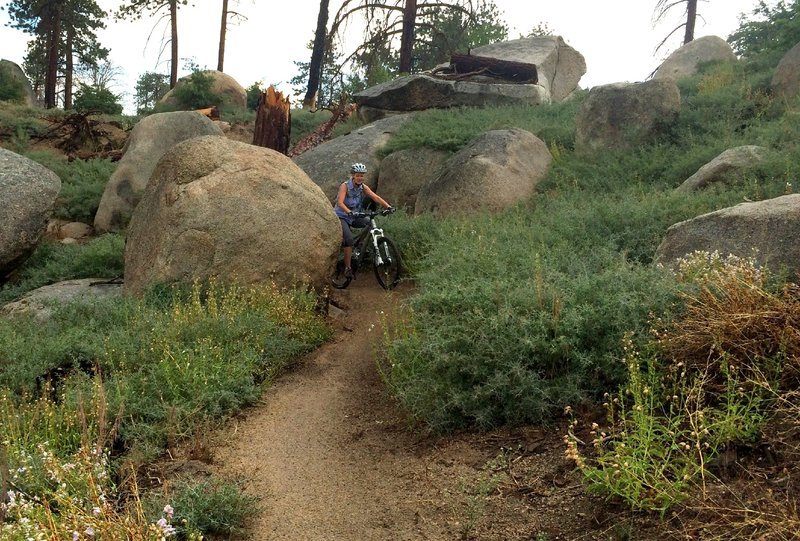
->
[373,237,401,290]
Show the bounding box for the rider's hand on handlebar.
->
[382,206,396,216]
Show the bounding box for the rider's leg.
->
[340,218,355,270]
[344,246,353,268]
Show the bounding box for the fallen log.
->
[449,53,538,83]
[67,149,123,162]
[195,106,220,120]
[287,95,356,158]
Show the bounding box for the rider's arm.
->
[336,183,351,214]
[363,185,392,209]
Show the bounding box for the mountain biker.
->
[335,162,393,278]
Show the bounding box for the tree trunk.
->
[44,4,62,109]
[398,0,417,73]
[253,85,291,154]
[169,0,178,87]
[303,0,330,110]
[683,0,697,44]
[218,0,228,71]
[64,27,74,109]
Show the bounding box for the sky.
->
[0,0,765,114]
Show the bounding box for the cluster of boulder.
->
[2,33,800,309]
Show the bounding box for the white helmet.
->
[351,162,367,174]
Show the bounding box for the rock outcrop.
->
[377,148,450,212]
[293,114,414,202]
[124,135,340,295]
[771,41,800,100]
[353,36,585,120]
[654,194,800,277]
[0,278,122,321]
[159,70,247,109]
[0,59,38,107]
[94,111,224,232]
[415,128,552,216]
[354,75,550,121]
[469,35,586,102]
[653,36,737,81]
[575,80,681,153]
[0,148,60,279]
[676,146,769,192]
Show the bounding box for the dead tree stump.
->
[253,85,291,154]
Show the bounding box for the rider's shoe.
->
[344,267,354,279]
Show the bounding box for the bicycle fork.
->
[370,225,392,266]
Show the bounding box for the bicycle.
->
[331,208,402,290]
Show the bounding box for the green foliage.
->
[289,107,332,144]
[134,71,170,114]
[376,36,795,433]
[1,280,329,456]
[169,70,223,110]
[414,0,508,70]
[0,234,124,305]
[146,479,259,537]
[54,157,116,222]
[0,62,27,103]
[73,83,123,114]
[379,99,582,157]
[245,81,262,111]
[728,0,800,73]
[0,102,48,143]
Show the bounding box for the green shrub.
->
[245,81,262,110]
[170,70,223,110]
[145,478,259,537]
[380,209,684,432]
[73,84,123,115]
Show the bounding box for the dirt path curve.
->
[212,279,460,540]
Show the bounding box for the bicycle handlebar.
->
[349,207,396,218]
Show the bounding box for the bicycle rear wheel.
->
[373,237,401,290]
[330,257,352,289]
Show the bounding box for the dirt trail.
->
[212,280,456,540]
[209,279,619,541]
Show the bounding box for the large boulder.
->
[293,114,414,202]
[415,128,552,216]
[377,148,451,212]
[676,146,769,192]
[470,35,586,102]
[94,111,224,232]
[124,135,340,295]
[354,75,550,121]
[0,59,38,107]
[0,278,122,322]
[353,35,585,120]
[771,42,800,100]
[575,80,681,153]
[159,70,247,109]
[654,194,800,277]
[653,36,737,81]
[0,148,60,279]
